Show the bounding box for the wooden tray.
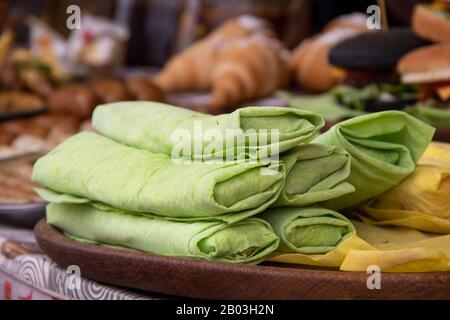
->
[34,219,450,300]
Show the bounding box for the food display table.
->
[0,223,162,300]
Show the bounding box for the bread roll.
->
[397,43,450,84]
[2,119,48,138]
[90,79,132,103]
[48,84,99,119]
[412,4,450,43]
[32,114,81,133]
[323,12,368,32]
[126,76,165,102]
[291,28,361,92]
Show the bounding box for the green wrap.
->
[313,111,435,210]
[47,203,279,264]
[32,132,284,223]
[92,102,324,159]
[259,206,354,254]
[273,144,355,207]
[403,105,450,128]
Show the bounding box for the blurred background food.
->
[0,0,450,209]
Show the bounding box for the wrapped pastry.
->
[33,132,284,223]
[90,78,132,103]
[340,220,450,272]
[47,202,279,264]
[358,142,450,234]
[273,144,354,207]
[48,84,99,119]
[268,219,450,272]
[259,206,354,254]
[211,35,290,110]
[92,102,323,160]
[126,76,165,102]
[313,111,435,210]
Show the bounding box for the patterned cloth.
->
[0,224,162,300]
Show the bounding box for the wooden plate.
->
[34,219,450,300]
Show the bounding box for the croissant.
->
[153,41,218,92]
[322,12,369,32]
[211,35,290,111]
[154,15,275,92]
[210,14,275,40]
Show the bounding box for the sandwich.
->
[412,1,450,43]
[329,28,429,87]
[397,43,450,107]
[325,28,429,111]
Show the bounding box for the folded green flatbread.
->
[278,84,418,121]
[277,90,366,121]
[313,111,435,210]
[273,144,355,207]
[47,203,279,264]
[259,206,355,254]
[92,102,324,159]
[32,132,284,223]
[403,104,450,128]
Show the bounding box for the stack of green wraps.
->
[33,101,435,263]
[33,131,285,263]
[33,103,328,263]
